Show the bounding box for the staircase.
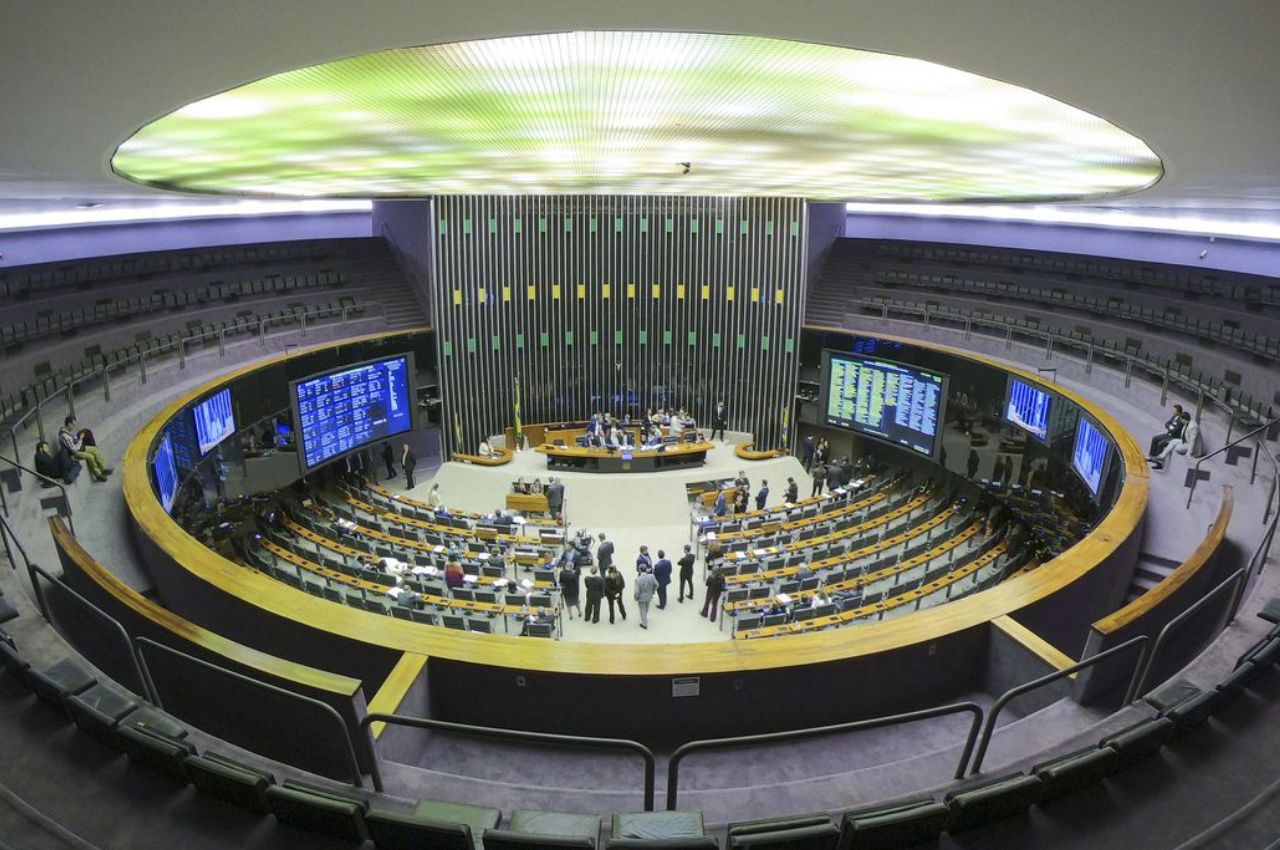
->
[805,279,853,327]
[332,238,431,330]
[1123,551,1182,603]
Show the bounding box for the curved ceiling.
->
[1,1,1279,219]
[109,31,1160,202]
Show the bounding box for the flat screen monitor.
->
[1071,416,1111,497]
[820,350,947,458]
[153,433,180,514]
[192,387,236,456]
[291,353,415,471]
[1004,377,1052,441]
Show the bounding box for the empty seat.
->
[0,636,32,689]
[28,657,96,707]
[612,811,706,842]
[265,782,368,842]
[366,798,501,850]
[184,752,275,813]
[945,773,1044,832]
[118,725,197,783]
[605,840,718,849]
[484,809,602,849]
[838,797,950,850]
[64,683,140,749]
[1032,745,1120,802]
[1161,689,1223,735]
[726,822,838,849]
[1099,717,1175,767]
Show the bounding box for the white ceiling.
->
[2,0,1279,223]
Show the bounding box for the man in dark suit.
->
[546,477,565,518]
[653,550,672,609]
[635,545,653,574]
[596,533,614,571]
[755,479,769,511]
[811,462,826,498]
[677,544,696,603]
[711,399,728,441]
[583,567,604,624]
[784,477,799,504]
[603,566,627,623]
[1149,403,1185,457]
[801,435,815,470]
[401,444,417,490]
[381,441,396,480]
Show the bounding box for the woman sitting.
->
[513,477,529,494]
[530,478,544,495]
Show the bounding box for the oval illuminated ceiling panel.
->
[112,31,1162,201]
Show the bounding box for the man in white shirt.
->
[59,417,111,482]
[428,483,442,508]
[1150,412,1199,470]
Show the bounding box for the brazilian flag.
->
[780,405,790,449]
[513,375,524,449]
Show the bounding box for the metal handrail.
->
[1186,417,1280,509]
[135,637,365,788]
[27,562,155,703]
[1131,569,1248,698]
[0,455,75,534]
[359,712,656,810]
[968,636,1150,776]
[666,702,984,809]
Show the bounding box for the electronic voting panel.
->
[293,354,415,470]
[822,351,947,457]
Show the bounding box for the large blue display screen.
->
[822,350,947,457]
[1004,377,1052,441]
[193,387,236,456]
[1072,416,1110,497]
[293,355,414,470]
[154,433,180,513]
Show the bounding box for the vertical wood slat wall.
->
[431,196,807,456]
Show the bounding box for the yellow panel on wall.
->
[527,285,537,300]
[652,283,661,299]
[627,283,636,298]
[701,284,710,300]
[552,283,562,300]
[726,285,735,302]
[502,285,511,302]
[452,289,462,306]
[477,287,486,302]
[750,286,760,303]
[602,283,611,299]
[577,283,586,299]
[775,288,785,305]
[677,283,686,299]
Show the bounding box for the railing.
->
[1185,417,1280,509]
[666,702,984,809]
[0,455,75,534]
[1,301,373,462]
[136,637,366,788]
[0,509,31,572]
[1131,569,1249,698]
[968,636,1150,775]
[359,713,656,810]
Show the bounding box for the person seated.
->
[513,477,529,494]
[478,439,494,457]
[1149,404,1186,457]
[1150,412,1198,470]
[34,440,80,485]
[530,478,544,495]
[733,487,749,515]
[58,416,112,481]
[642,429,664,449]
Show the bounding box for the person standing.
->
[634,567,657,629]
[801,435,815,471]
[381,442,396,480]
[546,476,565,518]
[700,567,726,622]
[677,544,696,603]
[596,533,614,571]
[428,482,442,508]
[784,477,799,504]
[635,544,653,574]
[653,550,672,609]
[402,444,417,489]
[713,490,728,517]
[966,448,980,479]
[583,567,604,624]
[711,399,728,442]
[811,463,826,498]
[558,557,582,620]
[755,479,770,511]
[604,566,627,623]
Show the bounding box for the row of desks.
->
[364,481,560,530]
[737,543,1006,640]
[702,487,887,545]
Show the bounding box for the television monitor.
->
[153,433,180,514]
[1071,416,1111,497]
[1004,377,1052,441]
[291,353,415,471]
[819,350,947,458]
[192,387,236,456]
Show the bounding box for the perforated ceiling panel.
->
[112,31,1162,202]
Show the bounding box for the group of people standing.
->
[556,535,707,630]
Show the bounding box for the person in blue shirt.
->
[653,550,673,609]
[713,490,728,517]
[635,545,653,574]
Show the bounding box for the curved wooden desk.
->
[535,440,714,472]
[120,328,1148,743]
[453,447,513,466]
[735,442,786,460]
